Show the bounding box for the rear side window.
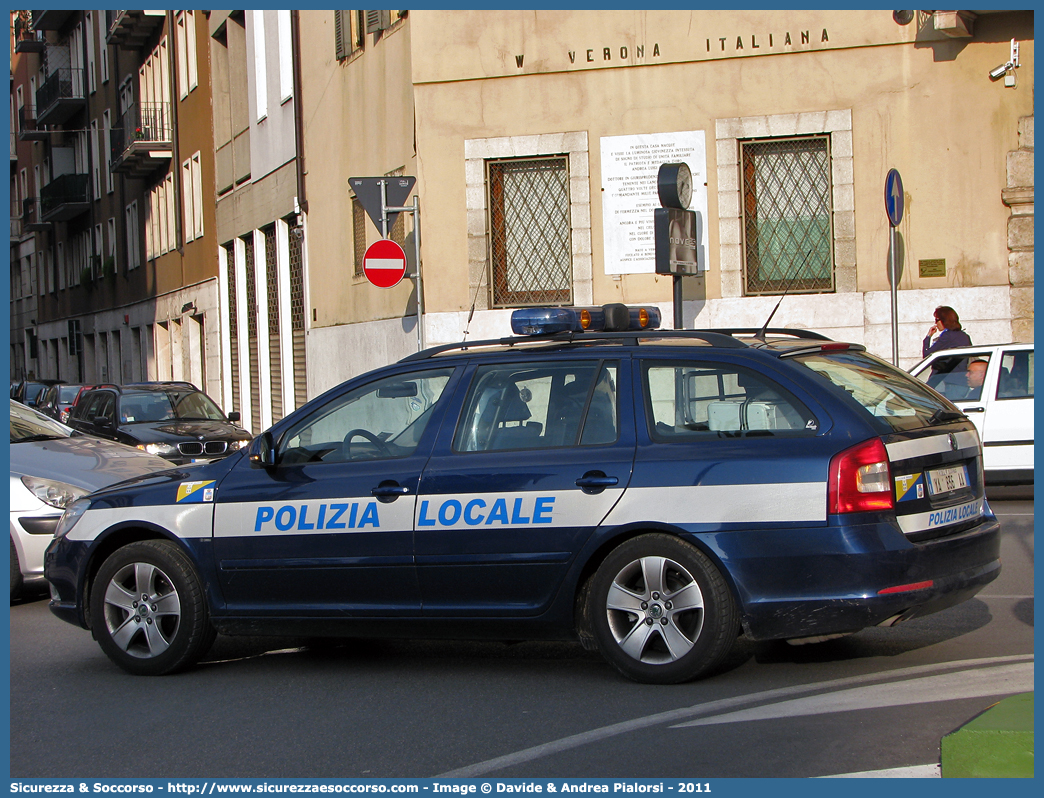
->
[796,350,952,432]
[642,361,816,440]
[997,349,1033,399]
[915,352,992,403]
[454,360,619,452]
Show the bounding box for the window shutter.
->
[365,10,391,33]
[334,10,346,60]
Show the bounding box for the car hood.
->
[130,420,251,441]
[10,436,175,492]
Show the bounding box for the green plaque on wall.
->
[919,259,946,278]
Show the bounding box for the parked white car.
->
[910,343,1033,485]
[9,400,172,597]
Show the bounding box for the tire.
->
[10,537,24,599]
[90,540,216,675]
[589,534,738,684]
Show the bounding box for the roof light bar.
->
[510,304,662,336]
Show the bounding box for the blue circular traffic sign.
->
[885,168,904,227]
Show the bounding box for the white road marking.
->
[437,654,1033,777]
[819,764,940,778]
[670,662,1033,727]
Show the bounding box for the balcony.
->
[17,107,49,141]
[107,10,166,49]
[110,103,173,178]
[36,68,86,126]
[14,12,47,53]
[12,215,24,241]
[40,173,90,222]
[22,197,51,231]
[31,10,75,31]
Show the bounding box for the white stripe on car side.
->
[604,483,827,525]
[66,503,215,542]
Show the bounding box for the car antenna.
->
[755,249,813,342]
[461,265,488,346]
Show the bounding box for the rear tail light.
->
[828,438,894,513]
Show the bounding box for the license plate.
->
[927,464,969,496]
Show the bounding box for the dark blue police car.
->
[45,305,1000,683]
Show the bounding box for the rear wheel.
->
[90,540,215,675]
[589,534,738,684]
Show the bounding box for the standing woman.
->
[923,306,972,357]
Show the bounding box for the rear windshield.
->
[792,350,958,432]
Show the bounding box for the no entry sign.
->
[362,239,407,288]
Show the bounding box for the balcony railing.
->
[14,11,47,53]
[40,173,90,222]
[36,68,86,126]
[22,197,50,230]
[110,102,173,178]
[17,107,49,141]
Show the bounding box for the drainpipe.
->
[290,10,307,214]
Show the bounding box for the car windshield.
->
[119,390,229,424]
[10,399,73,442]
[793,350,959,432]
[58,385,83,402]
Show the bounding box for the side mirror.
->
[93,416,113,430]
[228,410,241,423]
[248,431,277,468]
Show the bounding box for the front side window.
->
[643,361,815,440]
[741,136,833,295]
[454,360,618,452]
[488,157,572,307]
[278,368,454,465]
[915,353,992,403]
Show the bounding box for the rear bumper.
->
[708,515,1002,642]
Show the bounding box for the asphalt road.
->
[9,497,1033,779]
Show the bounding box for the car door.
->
[981,346,1034,474]
[608,354,832,534]
[415,356,635,616]
[211,366,458,616]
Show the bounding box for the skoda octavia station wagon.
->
[45,305,1000,683]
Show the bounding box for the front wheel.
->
[589,534,738,684]
[90,540,215,675]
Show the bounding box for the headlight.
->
[138,442,178,456]
[20,476,89,510]
[55,497,92,539]
[228,439,249,451]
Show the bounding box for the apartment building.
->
[10,10,221,403]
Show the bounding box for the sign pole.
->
[385,196,424,352]
[884,168,904,366]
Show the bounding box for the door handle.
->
[371,482,410,503]
[964,406,985,413]
[576,471,619,494]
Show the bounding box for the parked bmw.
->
[10,400,171,597]
[46,305,1000,682]
[66,382,252,465]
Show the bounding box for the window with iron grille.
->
[243,234,262,434]
[741,136,834,295]
[488,156,572,308]
[352,197,367,276]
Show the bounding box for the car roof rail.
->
[399,329,751,362]
[706,328,833,341]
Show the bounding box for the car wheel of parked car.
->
[589,534,738,684]
[90,540,215,675]
[10,537,23,599]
